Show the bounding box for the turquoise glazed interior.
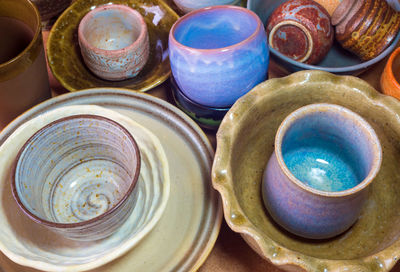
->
[173,8,258,49]
[281,111,373,192]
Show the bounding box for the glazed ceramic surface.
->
[386,0,400,11]
[266,0,333,64]
[1,104,170,270]
[0,89,222,272]
[247,0,400,74]
[381,47,400,100]
[47,0,178,92]
[13,115,141,241]
[78,4,150,81]
[172,0,241,13]
[263,103,382,239]
[170,76,229,130]
[0,0,50,130]
[213,70,400,271]
[169,5,269,108]
[332,0,400,61]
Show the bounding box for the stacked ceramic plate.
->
[0,89,222,272]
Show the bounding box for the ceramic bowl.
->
[170,76,229,130]
[47,0,179,92]
[0,90,220,272]
[266,0,333,65]
[169,5,269,108]
[12,114,141,241]
[172,0,241,13]
[381,47,400,100]
[263,103,382,239]
[78,4,149,81]
[332,0,400,61]
[247,0,400,75]
[213,70,400,271]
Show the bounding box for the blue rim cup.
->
[262,104,382,239]
[12,115,141,241]
[169,5,269,108]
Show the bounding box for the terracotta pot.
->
[266,0,334,65]
[381,47,400,100]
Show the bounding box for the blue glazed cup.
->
[262,103,382,239]
[169,5,269,108]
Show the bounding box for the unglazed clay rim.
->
[274,103,382,197]
[169,5,263,53]
[78,4,147,55]
[212,70,400,271]
[268,20,313,63]
[11,114,141,228]
[0,0,41,68]
[0,88,222,272]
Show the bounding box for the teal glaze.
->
[284,138,361,192]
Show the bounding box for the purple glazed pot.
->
[262,104,382,239]
[78,4,150,81]
[169,5,269,108]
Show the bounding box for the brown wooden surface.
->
[42,30,400,271]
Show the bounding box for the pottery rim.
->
[169,5,263,53]
[78,4,147,55]
[268,20,314,63]
[274,103,382,197]
[0,0,41,69]
[384,47,400,89]
[11,114,141,229]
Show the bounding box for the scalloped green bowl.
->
[212,70,400,271]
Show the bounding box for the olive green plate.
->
[47,0,179,92]
[213,70,400,271]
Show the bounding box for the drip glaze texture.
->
[262,103,382,239]
[12,115,141,241]
[332,0,400,61]
[266,0,333,64]
[78,4,150,81]
[169,5,269,108]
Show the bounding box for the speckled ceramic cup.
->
[12,115,141,241]
[0,0,50,130]
[262,103,382,239]
[78,4,150,81]
[169,5,269,108]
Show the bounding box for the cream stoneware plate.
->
[0,104,170,271]
[0,89,222,272]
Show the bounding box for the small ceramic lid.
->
[268,20,313,63]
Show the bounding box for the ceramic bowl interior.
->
[247,0,400,74]
[173,7,258,50]
[213,70,400,271]
[278,104,380,192]
[170,76,229,130]
[47,0,179,91]
[13,115,140,231]
[79,5,143,51]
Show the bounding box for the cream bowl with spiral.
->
[11,114,141,241]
